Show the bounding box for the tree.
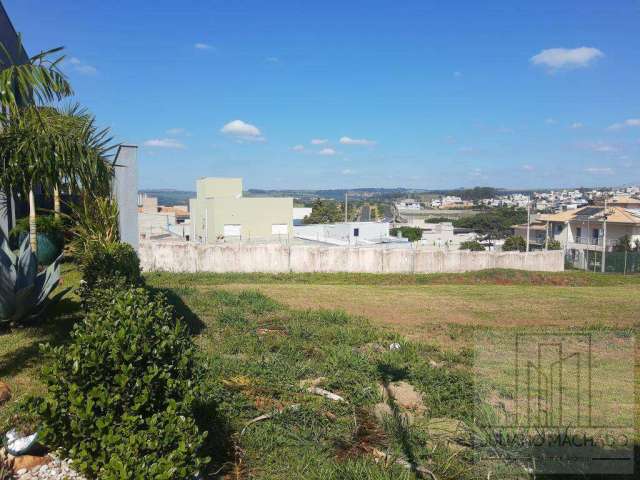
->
[390,226,422,242]
[453,207,527,239]
[0,42,72,252]
[0,105,115,253]
[459,240,485,251]
[303,199,343,224]
[613,235,633,252]
[502,235,527,252]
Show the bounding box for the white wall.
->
[139,241,564,273]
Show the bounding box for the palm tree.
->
[0,105,116,252]
[0,40,72,251]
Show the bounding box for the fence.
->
[565,249,640,274]
[139,240,564,274]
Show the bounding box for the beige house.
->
[538,206,640,252]
[189,178,293,243]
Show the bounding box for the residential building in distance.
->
[539,206,640,252]
[396,199,422,211]
[294,221,405,246]
[190,177,293,243]
[138,194,190,241]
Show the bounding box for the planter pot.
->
[18,232,63,265]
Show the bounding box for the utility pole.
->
[344,192,348,223]
[601,197,608,273]
[526,197,531,253]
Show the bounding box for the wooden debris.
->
[240,404,300,436]
[306,386,345,402]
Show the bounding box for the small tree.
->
[547,239,562,250]
[459,240,485,251]
[303,199,343,224]
[390,226,422,242]
[613,235,633,252]
[502,235,527,252]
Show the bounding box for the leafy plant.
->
[66,195,119,259]
[9,215,64,250]
[459,240,485,251]
[547,239,562,250]
[390,226,422,242]
[502,235,527,252]
[80,241,141,292]
[0,230,64,326]
[34,285,209,479]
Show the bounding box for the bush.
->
[547,239,562,250]
[390,226,422,242]
[80,241,141,291]
[66,195,120,260]
[34,285,209,479]
[502,235,527,252]
[459,240,485,251]
[9,215,65,255]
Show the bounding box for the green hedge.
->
[34,284,209,479]
[80,241,141,291]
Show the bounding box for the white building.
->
[294,221,406,246]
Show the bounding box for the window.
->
[271,224,288,235]
[223,224,242,236]
[353,228,359,237]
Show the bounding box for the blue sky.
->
[4,0,640,190]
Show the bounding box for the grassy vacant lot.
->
[1,268,638,478]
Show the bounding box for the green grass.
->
[146,268,640,288]
[2,266,638,478]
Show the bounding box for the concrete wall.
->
[113,145,139,251]
[139,241,564,273]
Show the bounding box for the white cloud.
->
[220,120,265,141]
[522,164,535,171]
[166,128,187,136]
[458,146,476,153]
[67,57,97,75]
[194,43,213,50]
[530,47,603,71]
[570,122,584,129]
[607,118,640,130]
[593,144,616,153]
[585,167,614,175]
[339,136,376,146]
[291,145,305,152]
[144,138,185,149]
[318,148,336,156]
[341,168,355,175]
[545,118,557,125]
[311,138,328,145]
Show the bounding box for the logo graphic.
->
[474,331,635,475]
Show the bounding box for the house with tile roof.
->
[537,206,640,253]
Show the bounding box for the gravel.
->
[13,455,86,480]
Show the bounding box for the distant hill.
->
[140,186,539,206]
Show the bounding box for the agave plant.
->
[0,230,64,325]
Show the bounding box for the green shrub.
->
[547,239,562,250]
[81,241,141,291]
[34,285,209,479]
[390,226,422,242]
[502,235,527,252]
[459,240,485,251]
